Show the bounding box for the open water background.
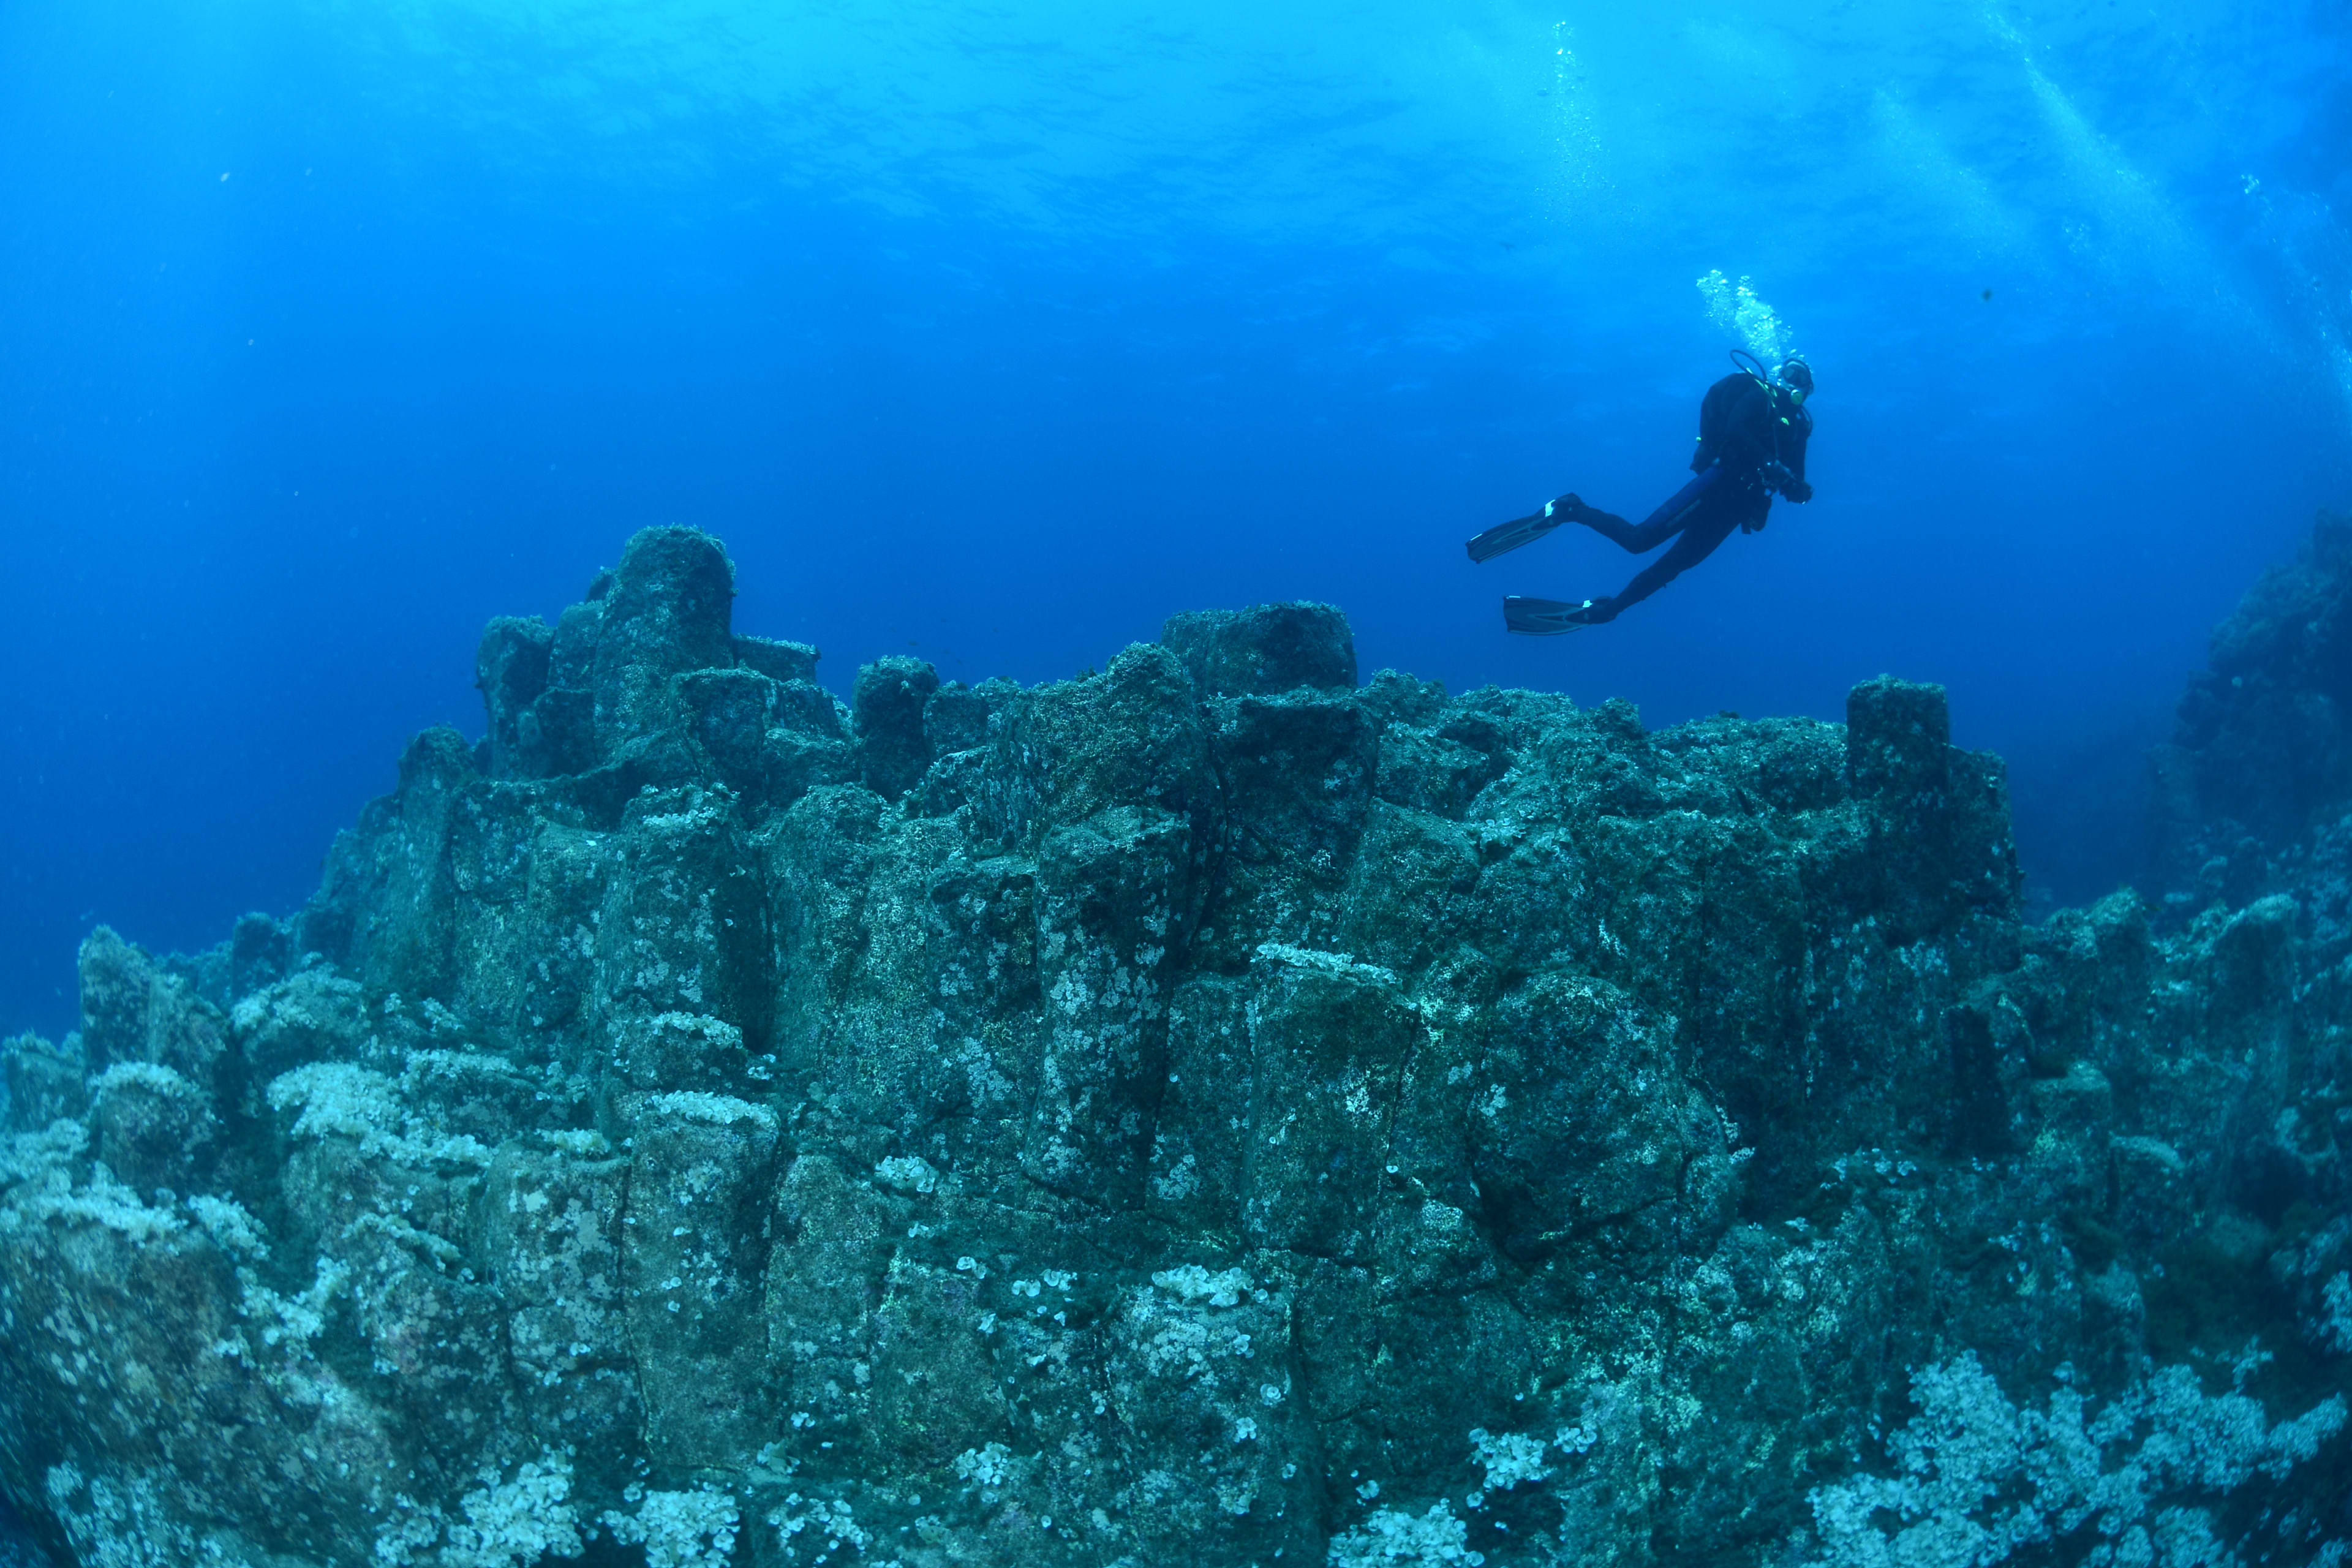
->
[2,0,2350,1039]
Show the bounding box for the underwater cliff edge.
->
[6,519,2352,1567]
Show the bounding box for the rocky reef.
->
[5,524,2351,1567]
[2154,508,2352,922]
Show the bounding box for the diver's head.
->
[1778,356,1814,403]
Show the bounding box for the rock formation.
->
[2153,508,2352,921]
[4,524,2350,1567]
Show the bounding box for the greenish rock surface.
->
[4,523,2350,1567]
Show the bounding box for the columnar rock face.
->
[4,524,2350,1568]
[2154,508,2352,917]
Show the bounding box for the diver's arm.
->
[1778,412,1812,500]
[1732,388,1812,500]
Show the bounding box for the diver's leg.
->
[1594,509,1743,619]
[1569,504,1657,552]
[1577,467,1729,555]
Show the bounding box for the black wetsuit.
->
[1577,372,1812,619]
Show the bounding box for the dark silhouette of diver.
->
[1468,352,1814,632]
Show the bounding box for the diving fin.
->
[1504,596,1613,636]
[1466,502,1567,564]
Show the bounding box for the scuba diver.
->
[1467,352,1814,632]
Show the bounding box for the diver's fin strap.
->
[1503,597,1607,636]
[1466,507,1564,565]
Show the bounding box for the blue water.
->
[2,0,2348,1038]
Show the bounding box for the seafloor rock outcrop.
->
[5,524,2351,1567]
[2154,508,2352,924]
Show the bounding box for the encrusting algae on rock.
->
[4,519,2352,1566]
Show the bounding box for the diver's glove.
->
[1782,478,1813,503]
